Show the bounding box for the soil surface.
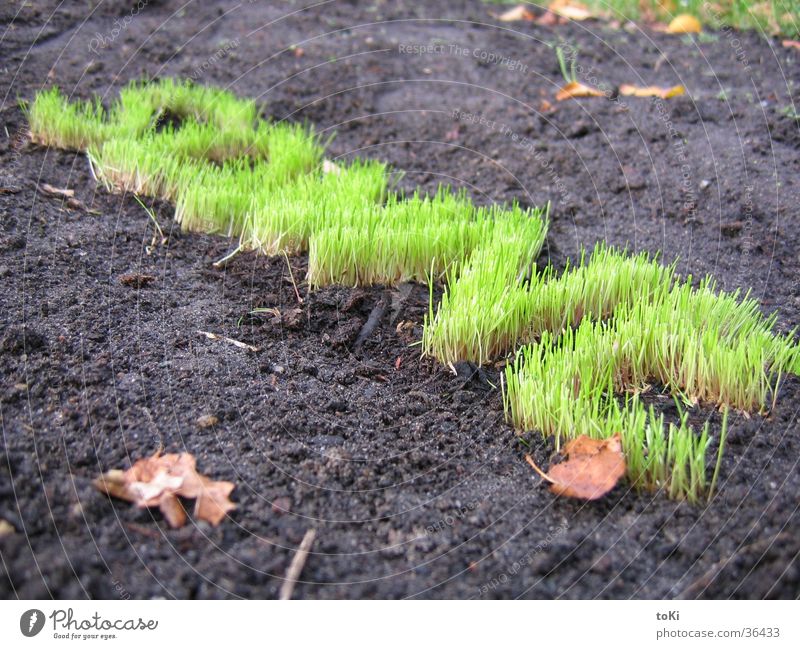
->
[1,0,799,599]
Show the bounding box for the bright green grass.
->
[497,245,797,500]
[24,87,112,151]
[423,243,671,366]
[421,205,549,366]
[309,193,547,288]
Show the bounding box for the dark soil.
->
[1,0,799,599]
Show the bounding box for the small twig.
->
[38,182,74,198]
[197,330,259,353]
[279,528,316,600]
[525,454,555,484]
[282,250,303,304]
[213,244,243,268]
[353,290,390,352]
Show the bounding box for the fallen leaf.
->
[526,433,626,500]
[666,14,701,33]
[498,4,535,22]
[556,81,606,101]
[548,0,592,21]
[94,451,236,528]
[782,39,800,51]
[0,519,15,537]
[535,11,561,26]
[619,83,686,99]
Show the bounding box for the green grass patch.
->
[484,1,799,37]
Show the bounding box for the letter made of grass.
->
[503,324,732,502]
[421,205,549,367]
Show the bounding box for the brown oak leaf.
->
[94,452,236,528]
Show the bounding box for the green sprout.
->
[556,45,578,84]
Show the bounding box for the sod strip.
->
[420,207,549,367]
[422,242,671,366]
[26,81,547,291]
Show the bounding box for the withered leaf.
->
[94,451,236,528]
[619,83,685,99]
[498,5,535,22]
[526,433,626,500]
[666,14,701,34]
[556,81,606,101]
[783,40,800,51]
[548,0,592,21]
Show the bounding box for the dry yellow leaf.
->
[666,14,701,33]
[548,0,592,21]
[619,83,686,99]
[556,81,605,101]
[498,4,535,22]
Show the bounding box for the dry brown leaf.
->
[556,81,605,101]
[527,433,626,500]
[94,451,236,528]
[195,479,237,526]
[666,14,701,33]
[783,39,800,51]
[535,11,561,26]
[498,4,535,22]
[548,0,592,21]
[619,83,686,99]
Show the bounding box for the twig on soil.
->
[197,330,260,353]
[353,290,390,352]
[279,528,316,600]
[525,454,556,484]
[38,182,74,198]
